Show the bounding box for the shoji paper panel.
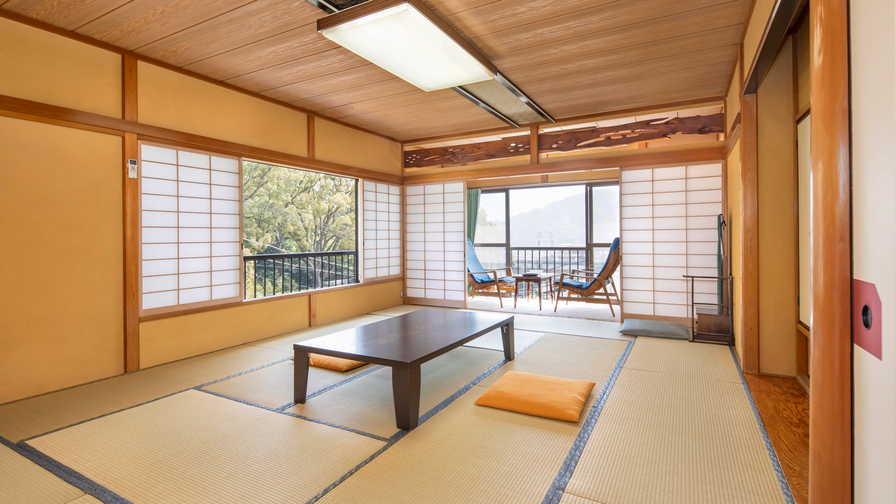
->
[620,164,722,319]
[405,182,466,308]
[362,181,402,280]
[140,143,242,314]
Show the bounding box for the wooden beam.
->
[743,0,802,94]
[530,125,539,165]
[740,93,760,374]
[0,94,403,185]
[0,9,401,144]
[122,55,139,373]
[809,0,852,497]
[402,97,725,146]
[405,114,724,169]
[404,146,724,184]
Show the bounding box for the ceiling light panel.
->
[320,2,495,92]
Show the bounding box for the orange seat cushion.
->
[291,354,367,372]
[474,371,596,422]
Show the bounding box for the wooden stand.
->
[684,275,734,346]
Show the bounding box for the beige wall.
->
[743,0,776,71]
[726,58,742,132]
[726,139,743,363]
[850,0,896,499]
[138,62,309,158]
[0,17,407,403]
[756,38,797,377]
[0,117,123,404]
[315,119,402,175]
[0,17,121,117]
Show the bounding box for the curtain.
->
[466,188,481,243]
[717,214,725,313]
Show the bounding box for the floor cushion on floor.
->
[619,318,690,340]
[474,371,595,422]
[291,354,367,371]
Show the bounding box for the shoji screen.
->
[620,164,722,319]
[362,181,402,280]
[405,182,466,308]
[139,143,242,314]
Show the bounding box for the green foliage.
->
[242,161,356,256]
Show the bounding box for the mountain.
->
[475,191,619,247]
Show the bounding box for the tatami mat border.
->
[275,365,386,412]
[304,333,549,504]
[195,388,392,442]
[729,347,797,504]
[541,337,637,504]
[18,357,293,443]
[0,435,133,504]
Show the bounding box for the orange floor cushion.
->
[474,371,596,422]
[290,354,367,371]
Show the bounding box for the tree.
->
[242,162,357,295]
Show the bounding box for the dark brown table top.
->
[294,308,513,368]
[513,273,553,280]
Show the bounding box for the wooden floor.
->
[744,374,810,504]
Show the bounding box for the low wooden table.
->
[293,308,514,430]
[513,273,554,310]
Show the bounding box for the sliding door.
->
[405,182,466,308]
[620,164,723,320]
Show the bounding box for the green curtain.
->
[467,188,481,243]
[718,214,724,314]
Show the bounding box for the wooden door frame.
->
[808,0,853,500]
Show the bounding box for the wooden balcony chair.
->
[466,239,515,307]
[554,237,622,316]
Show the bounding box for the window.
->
[242,161,358,299]
[361,181,402,279]
[471,183,619,277]
[139,143,242,314]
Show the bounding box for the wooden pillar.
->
[308,115,316,159]
[809,0,852,499]
[530,125,538,165]
[740,92,760,374]
[122,55,140,372]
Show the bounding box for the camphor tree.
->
[242,161,356,295]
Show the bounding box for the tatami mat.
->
[316,336,627,504]
[0,442,84,504]
[559,493,605,504]
[622,337,742,383]
[510,315,629,340]
[203,360,375,410]
[0,345,288,442]
[65,497,102,504]
[564,367,786,503]
[249,315,391,354]
[477,334,629,389]
[27,390,385,504]
[369,305,447,317]
[287,346,504,438]
[463,328,544,353]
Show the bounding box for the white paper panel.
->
[687,164,722,178]
[143,291,177,310]
[652,166,686,180]
[621,193,652,206]
[142,145,177,164]
[621,169,652,182]
[687,177,722,191]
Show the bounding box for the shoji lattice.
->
[620,164,722,319]
[139,143,242,314]
[405,182,466,308]
[362,181,402,279]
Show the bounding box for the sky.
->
[479,185,585,222]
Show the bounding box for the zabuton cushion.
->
[474,371,596,422]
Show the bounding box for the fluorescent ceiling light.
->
[320,1,495,92]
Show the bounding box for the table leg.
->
[538,280,543,310]
[501,319,515,361]
[392,365,421,430]
[514,281,519,308]
[293,350,309,404]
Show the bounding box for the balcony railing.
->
[476,245,613,277]
[244,251,357,299]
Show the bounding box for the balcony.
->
[244,251,357,299]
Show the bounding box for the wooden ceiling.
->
[0,0,750,142]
